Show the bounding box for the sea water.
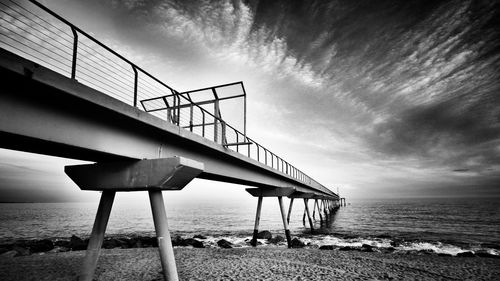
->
[1,197,499,256]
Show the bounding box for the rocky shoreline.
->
[1,230,498,259]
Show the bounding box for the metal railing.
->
[0,0,332,195]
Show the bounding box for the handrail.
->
[0,0,334,196]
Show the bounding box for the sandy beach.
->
[1,247,499,281]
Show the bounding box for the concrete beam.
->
[246,187,295,197]
[288,191,315,199]
[65,157,203,191]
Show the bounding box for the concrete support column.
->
[303,199,314,233]
[79,191,116,281]
[312,199,317,220]
[149,190,178,281]
[316,200,323,222]
[278,196,292,248]
[286,198,294,224]
[251,196,263,247]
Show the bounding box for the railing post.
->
[221,121,227,145]
[177,93,181,126]
[201,111,205,137]
[214,100,220,143]
[236,132,239,152]
[132,66,138,107]
[189,104,193,132]
[70,27,78,80]
[247,139,250,157]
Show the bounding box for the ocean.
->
[1,197,499,256]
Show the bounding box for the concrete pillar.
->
[286,198,294,224]
[312,199,317,220]
[251,196,263,247]
[317,200,323,222]
[278,196,292,248]
[303,199,314,233]
[149,190,178,281]
[79,191,115,281]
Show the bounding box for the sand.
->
[1,247,499,280]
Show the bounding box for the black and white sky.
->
[1,0,499,202]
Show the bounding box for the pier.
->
[0,1,345,280]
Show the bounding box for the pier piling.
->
[251,196,263,247]
[278,196,292,248]
[286,198,294,224]
[79,191,115,281]
[303,199,314,233]
[149,190,178,281]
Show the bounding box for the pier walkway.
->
[0,1,344,280]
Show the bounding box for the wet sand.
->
[1,247,499,280]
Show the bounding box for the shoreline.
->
[2,232,499,259]
[1,247,499,280]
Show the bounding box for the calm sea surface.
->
[1,197,499,255]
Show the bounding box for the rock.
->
[171,236,189,247]
[319,245,335,250]
[130,238,142,248]
[70,235,87,251]
[290,238,305,248]
[115,238,131,249]
[361,244,374,252]
[438,253,452,257]
[256,231,272,240]
[217,239,233,249]
[269,235,285,244]
[0,250,17,258]
[390,239,403,247]
[339,246,353,251]
[27,239,54,253]
[139,236,157,247]
[184,238,204,248]
[248,239,263,246]
[49,246,70,253]
[457,251,476,257]
[381,247,395,253]
[475,250,498,258]
[193,234,207,240]
[54,240,71,248]
[13,246,30,256]
[102,238,121,249]
[417,249,434,255]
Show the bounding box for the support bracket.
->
[288,191,315,199]
[65,157,204,191]
[246,187,295,197]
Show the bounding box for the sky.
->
[0,0,499,202]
